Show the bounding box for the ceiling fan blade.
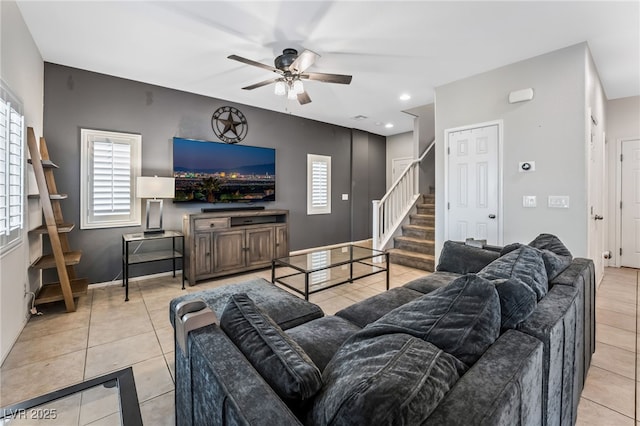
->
[290,49,320,74]
[302,72,352,85]
[228,54,281,74]
[242,78,281,90]
[297,91,312,105]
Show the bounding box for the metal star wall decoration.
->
[211,106,248,143]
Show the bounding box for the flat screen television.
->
[173,137,275,203]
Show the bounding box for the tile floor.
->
[0,264,637,425]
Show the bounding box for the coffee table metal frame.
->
[271,244,389,300]
[0,367,142,425]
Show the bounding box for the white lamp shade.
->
[274,81,286,96]
[136,176,175,199]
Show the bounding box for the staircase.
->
[387,193,436,271]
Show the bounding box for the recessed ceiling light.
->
[399,93,411,101]
[385,123,394,129]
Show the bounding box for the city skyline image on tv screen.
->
[173,137,275,203]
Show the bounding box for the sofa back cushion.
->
[529,233,573,280]
[367,274,501,366]
[479,245,548,300]
[309,333,467,426]
[220,293,322,405]
[436,240,500,274]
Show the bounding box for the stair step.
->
[416,204,435,215]
[410,213,435,227]
[402,224,435,240]
[394,236,435,254]
[423,194,435,203]
[388,249,435,272]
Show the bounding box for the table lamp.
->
[136,176,175,234]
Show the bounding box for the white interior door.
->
[446,124,500,244]
[391,157,413,186]
[621,139,640,268]
[587,115,605,282]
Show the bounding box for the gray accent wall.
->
[43,63,384,284]
[351,130,386,241]
[435,43,593,258]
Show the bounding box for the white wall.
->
[385,131,413,189]
[606,96,640,265]
[0,0,44,363]
[434,43,590,258]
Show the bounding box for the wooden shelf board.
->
[28,159,59,168]
[28,193,68,200]
[35,278,89,305]
[31,251,83,269]
[29,223,75,235]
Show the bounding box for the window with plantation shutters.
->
[80,129,141,229]
[0,82,24,253]
[307,154,331,215]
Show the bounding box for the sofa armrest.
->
[425,330,543,426]
[176,324,302,426]
[518,284,579,426]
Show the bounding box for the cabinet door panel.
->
[194,232,212,277]
[214,230,245,272]
[246,227,274,267]
[274,224,289,259]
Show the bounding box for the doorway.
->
[445,121,502,245]
[587,112,605,283]
[619,139,640,268]
[391,157,413,187]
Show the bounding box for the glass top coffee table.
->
[271,245,389,300]
[0,368,142,425]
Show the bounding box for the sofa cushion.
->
[436,240,500,274]
[309,333,467,426]
[335,287,422,328]
[286,316,361,371]
[403,271,462,294]
[169,278,323,330]
[529,234,573,280]
[220,293,322,404]
[368,274,501,366]
[479,245,548,301]
[492,278,538,330]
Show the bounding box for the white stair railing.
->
[372,139,435,251]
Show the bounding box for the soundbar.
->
[201,206,265,213]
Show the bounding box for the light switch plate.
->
[342,193,349,201]
[523,195,537,208]
[548,195,570,208]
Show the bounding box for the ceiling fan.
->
[228,48,352,105]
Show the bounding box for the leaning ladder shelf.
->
[27,127,88,312]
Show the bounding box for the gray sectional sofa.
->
[170,234,595,425]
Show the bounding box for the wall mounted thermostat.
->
[519,161,536,172]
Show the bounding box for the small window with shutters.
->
[80,129,141,229]
[307,154,331,215]
[0,81,25,254]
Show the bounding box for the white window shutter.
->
[307,154,331,215]
[80,129,141,229]
[0,82,24,252]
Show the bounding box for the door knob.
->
[488,214,496,219]
[594,215,604,221]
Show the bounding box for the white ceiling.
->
[16,1,640,136]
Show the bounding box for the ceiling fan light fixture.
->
[287,87,298,100]
[274,81,286,96]
[293,79,304,95]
